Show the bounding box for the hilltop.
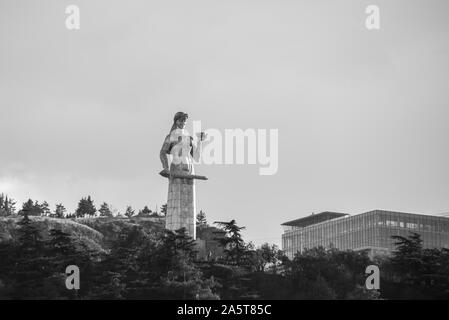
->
[0,216,165,252]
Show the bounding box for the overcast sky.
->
[1,0,449,246]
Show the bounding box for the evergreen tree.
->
[40,201,51,217]
[125,206,135,218]
[10,212,52,298]
[160,203,167,216]
[140,228,218,299]
[75,196,96,217]
[65,212,76,219]
[19,199,42,216]
[196,210,208,227]
[91,226,147,299]
[54,203,67,218]
[250,243,282,273]
[0,194,16,216]
[390,232,424,285]
[282,246,376,299]
[213,220,249,266]
[0,194,6,216]
[137,206,152,217]
[45,228,98,298]
[99,202,113,217]
[380,232,444,299]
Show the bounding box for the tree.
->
[99,202,113,217]
[65,212,76,219]
[19,199,43,216]
[91,226,147,299]
[125,206,135,218]
[379,232,449,299]
[45,228,98,298]
[54,203,67,218]
[196,210,208,228]
[389,232,424,286]
[0,194,16,216]
[213,220,249,266]
[8,212,52,298]
[0,194,5,216]
[281,246,376,299]
[137,206,152,217]
[251,243,282,273]
[40,201,51,217]
[142,228,218,299]
[160,204,167,216]
[75,196,96,218]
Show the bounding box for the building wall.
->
[282,210,449,259]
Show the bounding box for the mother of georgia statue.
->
[159,112,207,240]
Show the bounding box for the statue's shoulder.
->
[163,134,171,142]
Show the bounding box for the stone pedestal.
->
[165,177,196,239]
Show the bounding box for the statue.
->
[159,112,207,240]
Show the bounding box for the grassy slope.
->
[0,216,165,252]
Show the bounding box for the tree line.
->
[0,193,165,219]
[2,208,449,299]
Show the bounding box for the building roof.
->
[281,211,348,228]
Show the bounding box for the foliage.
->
[0,194,16,216]
[274,246,377,299]
[196,210,208,228]
[54,203,67,218]
[124,206,135,218]
[99,202,113,217]
[75,196,97,218]
[160,204,167,216]
[380,232,449,299]
[1,210,449,300]
[19,199,44,216]
[40,201,51,217]
[136,206,152,217]
[248,243,284,273]
[213,220,250,267]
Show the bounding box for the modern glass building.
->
[281,210,449,259]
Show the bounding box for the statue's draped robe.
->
[160,129,201,239]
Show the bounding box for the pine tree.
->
[196,210,208,227]
[99,202,113,217]
[213,220,248,266]
[125,206,135,218]
[40,201,51,217]
[148,228,218,299]
[160,204,167,216]
[0,194,6,216]
[54,203,67,218]
[44,228,99,299]
[17,212,44,251]
[75,196,97,217]
[5,195,13,216]
[137,206,152,217]
[10,212,52,298]
[90,226,147,299]
[19,199,42,216]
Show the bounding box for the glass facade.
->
[282,210,449,259]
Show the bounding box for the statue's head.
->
[171,112,188,131]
